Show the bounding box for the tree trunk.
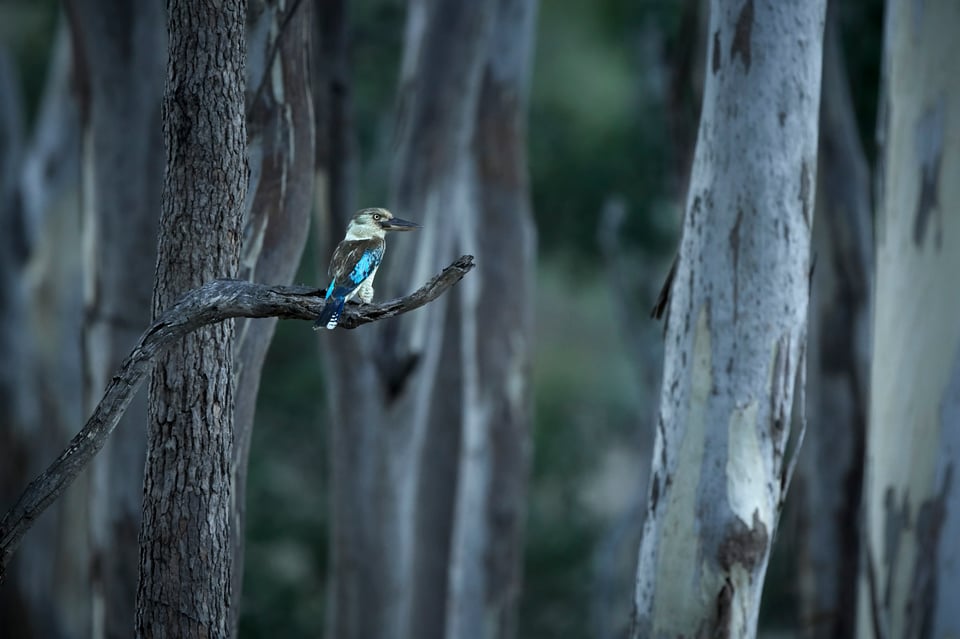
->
[230,2,314,633]
[444,1,537,637]
[135,1,246,636]
[318,0,492,636]
[631,1,824,637]
[0,23,87,639]
[794,6,872,637]
[315,1,537,638]
[858,1,960,637]
[65,2,166,636]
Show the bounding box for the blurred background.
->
[0,1,883,637]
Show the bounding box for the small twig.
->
[0,255,474,579]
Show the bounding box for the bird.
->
[315,207,420,330]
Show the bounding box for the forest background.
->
[0,0,889,637]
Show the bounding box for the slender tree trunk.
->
[794,6,872,637]
[858,1,960,637]
[230,2,314,633]
[444,1,537,637]
[631,1,824,637]
[135,1,247,636]
[0,41,43,639]
[316,1,496,638]
[0,23,87,638]
[65,2,166,636]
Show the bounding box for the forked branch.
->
[0,255,475,579]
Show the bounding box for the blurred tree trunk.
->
[65,2,166,636]
[135,0,246,636]
[315,1,534,638]
[444,1,536,637]
[0,24,86,639]
[0,43,43,638]
[631,1,824,637]
[794,6,872,638]
[230,2,314,633]
[858,1,960,637]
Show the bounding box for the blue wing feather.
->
[316,239,384,329]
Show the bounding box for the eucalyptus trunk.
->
[230,2,314,633]
[135,1,247,636]
[316,1,535,638]
[795,7,872,638]
[444,1,537,637]
[65,2,166,635]
[858,1,960,636]
[0,23,86,639]
[631,1,825,637]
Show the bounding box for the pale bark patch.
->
[725,401,762,524]
[652,305,713,637]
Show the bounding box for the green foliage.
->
[529,1,680,264]
[0,0,59,125]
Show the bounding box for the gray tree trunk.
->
[0,23,86,639]
[0,41,43,639]
[230,2,314,633]
[857,1,960,637]
[65,2,166,636]
[135,1,247,636]
[794,7,872,638]
[316,1,534,638]
[631,1,825,637]
[444,1,537,637]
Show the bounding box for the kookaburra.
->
[315,207,420,329]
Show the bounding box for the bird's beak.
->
[381,217,421,231]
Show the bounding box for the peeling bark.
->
[631,1,825,637]
[858,2,960,637]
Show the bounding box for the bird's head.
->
[346,208,421,239]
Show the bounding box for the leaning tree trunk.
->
[794,6,872,638]
[65,1,166,636]
[858,1,960,637]
[631,1,825,637]
[444,1,537,637]
[135,1,247,636]
[230,2,314,633]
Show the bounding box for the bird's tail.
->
[314,296,346,330]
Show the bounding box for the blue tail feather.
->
[314,296,347,330]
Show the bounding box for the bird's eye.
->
[373,214,381,221]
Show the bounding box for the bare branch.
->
[0,255,474,579]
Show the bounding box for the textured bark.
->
[65,1,166,635]
[444,1,537,638]
[631,1,825,637]
[230,1,314,632]
[795,7,871,638]
[0,23,87,639]
[857,2,960,637]
[135,1,247,636]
